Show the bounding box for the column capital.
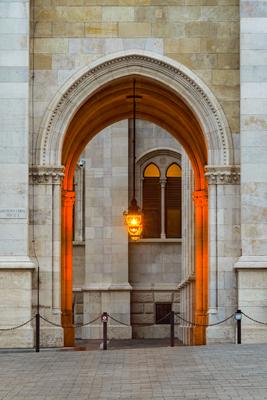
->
[160,178,167,187]
[192,190,208,207]
[204,165,240,185]
[30,166,65,185]
[62,190,75,207]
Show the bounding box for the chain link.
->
[40,314,102,328]
[241,311,267,326]
[174,312,235,327]
[107,314,130,326]
[0,317,35,332]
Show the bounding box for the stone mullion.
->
[160,178,166,239]
[74,164,85,243]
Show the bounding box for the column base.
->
[40,327,64,347]
[206,325,235,344]
[177,325,194,345]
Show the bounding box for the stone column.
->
[0,1,36,348]
[192,189,208,345]
[178,152,195,345]
[61,190,75,346]
[235,1,267,342]
[30,166,64,347]
[205,166,240,344]
[73,163,85,242]
[160,178,166,239]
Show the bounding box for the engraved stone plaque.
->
[0,208,26,219]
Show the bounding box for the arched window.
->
[142,163,161,238]
[165,163,182,238]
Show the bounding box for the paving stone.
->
[0,344,267,399]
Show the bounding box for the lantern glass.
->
[124,210,143,241]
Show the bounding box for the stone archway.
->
[35,52,234,346]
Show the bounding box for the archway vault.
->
[35,52,234,346]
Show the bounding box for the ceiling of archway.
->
[62,76,207,190]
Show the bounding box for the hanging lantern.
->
[123,79,143,241]
[124,198,143,241]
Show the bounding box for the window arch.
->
[166,163,181,177]
[165,163,182,238]
[138,153,182,240]
[144,163,160,178]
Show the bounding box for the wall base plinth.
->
[82,325,132,339]
[240,326,267,344]
[81,289,132,339]
[206,325,235,344]
[0,257,35,348]
[40,327,64,348]
[235,261,267,344]
[0,327,34,349]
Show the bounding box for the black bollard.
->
[101,312,108,350]
[235,309,242,344]
[170,311,175,347]
[35,313,40,352]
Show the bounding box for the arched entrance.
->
[36,52,233,347]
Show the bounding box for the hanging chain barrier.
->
[2,310,267,351]
[241,311,267,326]
[106,311,172,327]
[39,314,102,329]
[174,312,236,327]
[0,317,35,332]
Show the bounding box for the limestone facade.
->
[0,0,267,348]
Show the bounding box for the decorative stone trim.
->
[192,190,208,207]
[36,51,233,167]
[29,166,65,184]
[205,165,240,185]
[62,190,75,207]
[177,274,196,289]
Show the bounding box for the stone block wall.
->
[31,1,240,157]
[131,290,180,339]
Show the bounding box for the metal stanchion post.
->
[35,313,40,352]
[235,309,242,344]
[101,312,108,350]
[170,310,175,347]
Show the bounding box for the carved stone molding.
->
[205,165,240,185]
[192,190,208,207]
[29,166,65,184]
[36,51,233,167]
[62,190,75,207]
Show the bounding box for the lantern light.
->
[123,80,143,240]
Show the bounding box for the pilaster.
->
[236,1,267,342]
[29,166,65,347]
[205,165,240,344]
[0,0,36,348]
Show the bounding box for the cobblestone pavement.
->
[1,344,267,400]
